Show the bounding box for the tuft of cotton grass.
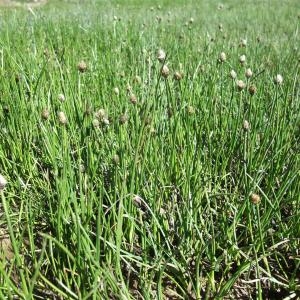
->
[0,174,7,190]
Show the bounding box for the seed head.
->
[274,74,283,85]
[157,49,166,62]
[113,87,119,96]
[129,93,137,104]
[243,120,250,131]
[236,79,246,91]
[113,154,120,165]
[250,193,261,204]
[57,111,67,125]
[95,109,107,120]
[230,70,237,79]
[119,114,128,125]
[219,52,226,63]
[77,60,87,73]
[161,65,170,78]
[245,68,253,78]
[92,118,100,128]
[0,174,7,191]
[240,39,247,47]
[102,118,110,125]
[133,75,142,84]
[189,17,194,24]
[173,71,183,81]
[58,93,65,102]
[187,106,195,114]
[248,85,257,95]
[41,109,50,120]
[239,54,246,64]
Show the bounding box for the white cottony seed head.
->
[113,87,119,95]
[274,74,283,85]
[58,93,65,102]
[57,111,67,125]
[219,52,226,62]
[92,119,100,128]
[102,118,110,125]
[0,174,7,190]
[243,120,250,131]
[239,54,246,64]
[240,38,247,47]
[236,79,246,90]
[230,70,237,79]
[95,109,106,120]
[245,68,253,78]
[157,49,166,62]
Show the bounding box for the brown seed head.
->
[77,60,87,73]
[41,109,50,120]
[129,93,137,104]
[250,193,261,204]
[173,71,183,81]
[187,106,195,114]
[119,114,128,124]
[161,65,170,78]
[248,85,257,95]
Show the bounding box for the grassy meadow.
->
[0,0,299,299]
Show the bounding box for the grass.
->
[0,0,299,299]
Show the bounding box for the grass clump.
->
[0,0,299,299]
